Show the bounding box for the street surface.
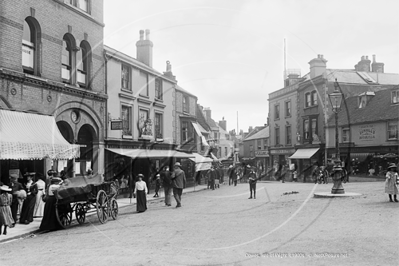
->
[1,181,398,266]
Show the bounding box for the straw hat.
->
[137,174,144,178]
[50,177,62,184]
[387,163,397,170]
[174,162,182,168]
[0,185,12,192]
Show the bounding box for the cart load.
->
[53,173,118,229]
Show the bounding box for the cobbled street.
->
[1,181,398,266]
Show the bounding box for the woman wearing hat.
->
[134,174,148,212]
[39,177,62,231]
[0,185,14,235]
[33,174,46,217]
[385,163,398,202]
[19,173,37,224]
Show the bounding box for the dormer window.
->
[392,90,399,104]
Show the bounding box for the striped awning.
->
[0,109,80,160]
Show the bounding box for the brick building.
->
[0,0,107,181]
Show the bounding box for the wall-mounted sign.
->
[255,150,269,157]
[359,124,375,141]
[111,120,123,130]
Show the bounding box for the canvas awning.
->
[191,122,209,147]
[188,153,213,172]
[0,109,80,160]
[106,148,195,159]
[289,148,319,159]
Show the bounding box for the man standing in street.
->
[248,167,257,199]
[171,162,186,208]
[160,166,172,206]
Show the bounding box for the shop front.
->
[289,147,322,182]
[0,109,80,184]
[254,150,269,179]
[270,148,295,169]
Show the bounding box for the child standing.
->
[153,174,161,197]
[0,185,14,235]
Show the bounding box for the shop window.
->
[155,78,163,100]
[22,17,41,76]
[154,113,163,139]
[274,104,280,120]
[285,101,291,117]
[121,105,132,136]
[387,121,398,140]
[392,90,399,104]
[121,64,131,90]
[286,125,292,145]
[342,128,350,142]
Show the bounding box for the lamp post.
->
[328,79,344,194]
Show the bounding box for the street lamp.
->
[328,79,344,194]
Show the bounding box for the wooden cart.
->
[54,175,119,229]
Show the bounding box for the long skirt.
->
[0,206,14,227]
[385,177,398,195]
[33,190,45,217]
[39,196,62,231]
[136,190,147,212]
[19,193,36,224]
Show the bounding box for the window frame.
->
[155,78,163,100]
[154,112,163,139]
[67,0,91,14]
[274,103,280,120]
[183,95,190,113]
[392,90,399,104]
[387,121,398,140]
[342,128,350,143]
[121,105,132,136]
[286,125,292,145]
[304,119,310,140]
[275,127,280,145]
[285,100,291,117]
[22,17,41,76]
[121,64,131,91]
[139,71,149,97]
[305,92,311,107]
[311,91,318,106]
[257,139,262,150]
[61,36,74,84]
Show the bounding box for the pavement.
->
[0,184,208,244]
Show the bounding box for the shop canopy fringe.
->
[0,109,80,160]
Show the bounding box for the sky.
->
[103,0,399,133]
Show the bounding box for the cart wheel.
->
[110,198,118,220]
[96,190,108,224]
[75,203,86,225]
[55,202,73,229]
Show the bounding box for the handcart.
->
[54,174,119,229]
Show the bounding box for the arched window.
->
[77,41,92,88]
[62,34,76,84]
[22,17,41,75]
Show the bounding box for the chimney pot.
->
[373,55,376,62]
[139,30,144,40]
[145,29,150,40]
[366,56,369,60]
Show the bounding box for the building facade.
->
[0,0,106,181]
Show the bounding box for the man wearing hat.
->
[171,162,186,208]
[385,163,398,202]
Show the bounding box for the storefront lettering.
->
[359,125,375,141]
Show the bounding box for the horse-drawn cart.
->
[54,174,119,229]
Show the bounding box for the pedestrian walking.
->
[33,174,46,217]
[9,174,24,227]
[0,185,14,235]
[39,177,63,231]
[134,174,148,212]
[160,166,172,206]
[19,173,37,224]
[385,163,398,203]
[229,166,238,186]
[248,167,257,199]
[227,165,233,185]
[153,174,161,197]
[171,162,186,208]
[207,166,218,190]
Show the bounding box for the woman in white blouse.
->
[134,174,148,212]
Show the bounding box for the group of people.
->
[0,172,46,235]
[133,162,187,212]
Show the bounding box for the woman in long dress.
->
[134,174,147,213]
[0,185,14,235]
[39,177,62,231]
[33,175,46,217]
[19,173,37,224]
[385,163,398,202]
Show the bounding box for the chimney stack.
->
[203,107,212,122]
[136,29,153,67]
[354,55,371,72]
[163,60,176,80]
[371,54,384,73]
[308,54,327,79]
[219,117,227,131]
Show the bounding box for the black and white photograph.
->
[0,0,398,265]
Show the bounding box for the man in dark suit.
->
[171,162,186,208]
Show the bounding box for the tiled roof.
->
[326,69,399,85]
[244,126,269,141]
[244,126,266,139]
[196,104,210,132]
[327,87,399,127]
[175,85,197,98]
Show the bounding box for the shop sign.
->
[359,124,375,141]
[110,120,123,130]
[255,150,269,157]
[270,149,294,155]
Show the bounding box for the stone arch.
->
[77,123,96,174]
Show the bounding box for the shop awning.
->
[191,122,209,147]
[289,148,319,159]
[0,109,80,160]
[106,148,195,159]
[188,153,213,172]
